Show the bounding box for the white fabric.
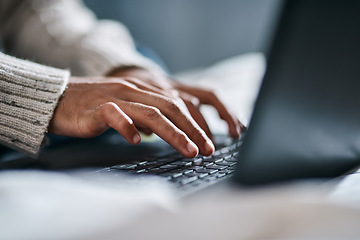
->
[0,0,163,77]
[1,170,360,240]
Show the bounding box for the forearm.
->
[0,0,163,76]
[0,52,69,157]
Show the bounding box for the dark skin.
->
[109,67,246,139]
[49,68,246,158]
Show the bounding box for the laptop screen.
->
[233,0,360,185]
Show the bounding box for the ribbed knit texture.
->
[0,52,69,157]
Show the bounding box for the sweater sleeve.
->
[0,0,164,77]
[0,52,69,157]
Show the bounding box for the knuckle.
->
[205,89,218,99]
[105,82,124,94]
[99,102,117,114]
[172,130,188,145]
[187,96,200,108]
[117,118,133,129]
[165,98,182,113]
[116,80,138,91]
[96,102,118,119]
[190,126,206,141]
[98,102,134,127]
[169,90,180,98]
[143,106,162,120]
[124,77,142,85]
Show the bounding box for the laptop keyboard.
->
[98,137,242,193]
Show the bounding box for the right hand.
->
[49,76,215,158]
[109,67,246,141]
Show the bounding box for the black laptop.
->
[233,0,360,185]
[1,0,360,194]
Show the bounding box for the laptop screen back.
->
[233,0,360,185]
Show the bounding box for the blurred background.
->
[83,0,282,73]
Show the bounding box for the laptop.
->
[1,0,360,195]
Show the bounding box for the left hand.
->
[109,67,246,141]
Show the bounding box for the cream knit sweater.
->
[0,52,69,157]
[0,0,162,157]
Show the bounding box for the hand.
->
[49,76,215,158]
[109,67,246,140]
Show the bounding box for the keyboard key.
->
[159,164,178,170]
[169,175,187,183]
[171,172,184,178]
[188,166,205,171]
[131,160,148,165]
[228,165,237,170]
[140,162,164,169]
[226,157,238,162]
[195,168,218,175]
[182,169,194,175]
[135,169,147,174]
[206,164,227,170]
[229,144,237,152]
[216,161,236,167]
[170,161,193,167]
[220,146,231,154]
[204,162,216,167]
[218,169,235,175]
[107,137,243,193]
[182,158,203,165]
[111,164,137,170]
[223,155,234,160]
[180,176,198,185]
[214,172,226,178]
[147,168,167,174]
[193,158,203,165]
[214,158,225,163]
[159,172,179,180]
[232,152,240,158]
[185,172,209,179]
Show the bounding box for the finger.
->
[136,127,154,135]
[179,91,213,141]
[121,90,215,156]
[240,120,247,133]
[124,77,169,96]
[119,102,200,158]
[216,105,241,139]
[128,80,191,123]
[124,77,182,102]
[111,78,190,120]
[175,84,243,139]
[93,102,141,144]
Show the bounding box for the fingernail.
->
[133,133,141,144]
[241,124,247,132]
[187,142,198,155]
[204,139,215,156]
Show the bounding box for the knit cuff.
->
[0,52,69,157]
